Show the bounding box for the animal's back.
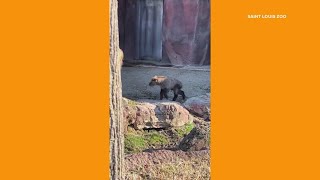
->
[161,77,182,90]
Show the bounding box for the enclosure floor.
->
[121,66,210,101]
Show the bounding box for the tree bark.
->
[109,0,124,179]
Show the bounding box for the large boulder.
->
[123,98,193,130]
[183,93,210,120]
[178,122,210,151]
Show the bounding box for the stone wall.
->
[118,0,210,66]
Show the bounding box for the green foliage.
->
[125,134,146,154]
[125,123,195,154]
[175,123,195,138]
[125,131,169,154]
[145,132,169,146]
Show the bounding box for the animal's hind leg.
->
[163,89,169,99]
[172,94,178,101]
[173,88,179,101]
[179,90,186,100]
[160,89,164,100]
[160,89,169,100]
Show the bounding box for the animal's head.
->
[149,76,159,86]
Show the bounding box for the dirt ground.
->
[121,66,210,101]
[125,149,210,180]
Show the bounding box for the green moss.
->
[145,132,169,146]
[125,134,146,154]
[175,123,195,138]
[127,100,138,107]
[125,130,170,154]
[125,123,196,154]
[185,123,195,133]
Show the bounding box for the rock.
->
[183,93,210,120]
[118,0,210,66]
[163,0,210,65]
[123,98,193,130]
[154,102,192,127]
[178,123,210,151]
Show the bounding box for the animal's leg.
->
[173,88,179,101]
[160,89,164,100]
[179,90,186,100]
[164,89,169,99]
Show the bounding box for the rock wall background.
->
[118,0,210,66]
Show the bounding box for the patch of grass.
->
[125,131,170,154]
[175,123,195,138]
[145,132,169,146]
[125,123,196,154]
[185,123,195,133]
[125,134,146,154]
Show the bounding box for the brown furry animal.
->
[149,76,186,101]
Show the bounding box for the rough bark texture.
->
[110,0,124,179]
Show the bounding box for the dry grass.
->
[125,157,210,180]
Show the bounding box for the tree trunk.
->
[109,0,124,179]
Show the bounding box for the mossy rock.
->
[178,123,210,151]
